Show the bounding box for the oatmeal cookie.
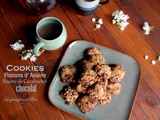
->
[98,92,112,105]
[76,84,87,94]
[81,60,95,70]
[107,82,121,95]
[84,47,101,56]
[86,54,106,65]
[60,86,79,105]
[109,64,125,83]
[78,69,99,87]
[100,77,109,87]
[60,65,77,83]
[76,69,99,93]
[76,59,95,70]
[94,64,112,80]
[77,94,98,114]
[87,81,107,99]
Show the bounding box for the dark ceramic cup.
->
[75,0,110,16]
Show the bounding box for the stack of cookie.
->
[59,47,125,114]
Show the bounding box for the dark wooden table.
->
[0,0,160,120]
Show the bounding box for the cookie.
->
[81,60,95,70]
[109,64,125,83]
[87,81,107,99]
[86,54,106,65]
[76,59,95,71]
[94,64,112,80]
[78,69,99,87]
[98,92,112,105]
[60,86,79,105]
[60,65,77,83]
[84,47,101,56]
[76,84,87,94]
[107,82,121,95]
[77,94,97,114]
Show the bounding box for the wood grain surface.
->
[0,0,160,120]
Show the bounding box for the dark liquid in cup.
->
[38,22,62,40]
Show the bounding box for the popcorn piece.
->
[142,22,154,35]
[10,40,25,50]
[151,60,156,65]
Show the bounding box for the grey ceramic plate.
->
[48,40,140,120]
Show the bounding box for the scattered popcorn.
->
[10,40,25,50]
[151,60,156,65]
[142,22,154,35]
[30,55,37,62]
[144,55,149,60]
[112,10,129,30]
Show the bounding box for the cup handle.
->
[99,0,110,6]
[33,42,44,56]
